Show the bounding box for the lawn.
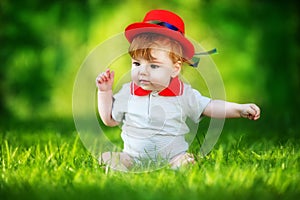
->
[0,118,299,200]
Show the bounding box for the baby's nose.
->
[139,64,149,75]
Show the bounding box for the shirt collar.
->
[130,77,184,96]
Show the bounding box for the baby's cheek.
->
[151,76,171,88]
[131,75,139,85]
[131,68,138,78]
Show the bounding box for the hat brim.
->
[125,22,194,60]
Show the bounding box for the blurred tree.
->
[253,1,299,129]
[199,0,299,131]
[0,0,91,119]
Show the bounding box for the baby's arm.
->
[203,100,260,120]
[96,69,119,126]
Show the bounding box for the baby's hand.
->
[240,103,261,120]
[96,69,115,91]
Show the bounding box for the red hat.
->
[125,9,195,60]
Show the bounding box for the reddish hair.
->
[129,33,190,65]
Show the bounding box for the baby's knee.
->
[99,152,133,171]
[99,152,112,165]
[170,153,195,169]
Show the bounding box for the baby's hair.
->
[129,33,191,65]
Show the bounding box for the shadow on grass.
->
[1,177,299,200]
[0,116,76,134]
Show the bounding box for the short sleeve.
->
[111,83,130,123]
[182,84,211,123]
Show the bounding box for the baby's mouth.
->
[139,79,150,85]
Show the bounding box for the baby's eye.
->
[150,64,160,69]
[133,62,140,66]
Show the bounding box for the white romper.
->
[111,77,211,161]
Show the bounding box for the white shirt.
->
[112,79,211,160]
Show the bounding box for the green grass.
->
[0,119,299,200]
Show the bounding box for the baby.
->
[96,10,260,171]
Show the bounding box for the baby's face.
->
[131,48,181,92]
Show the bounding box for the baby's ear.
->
[171,61,182,78]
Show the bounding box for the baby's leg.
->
[99,152,133,171]
[169,152,195,169]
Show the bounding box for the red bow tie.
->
[130,77,184,96]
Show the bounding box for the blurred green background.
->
[0,0,299,135]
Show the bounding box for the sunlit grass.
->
[0,126,299,200]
